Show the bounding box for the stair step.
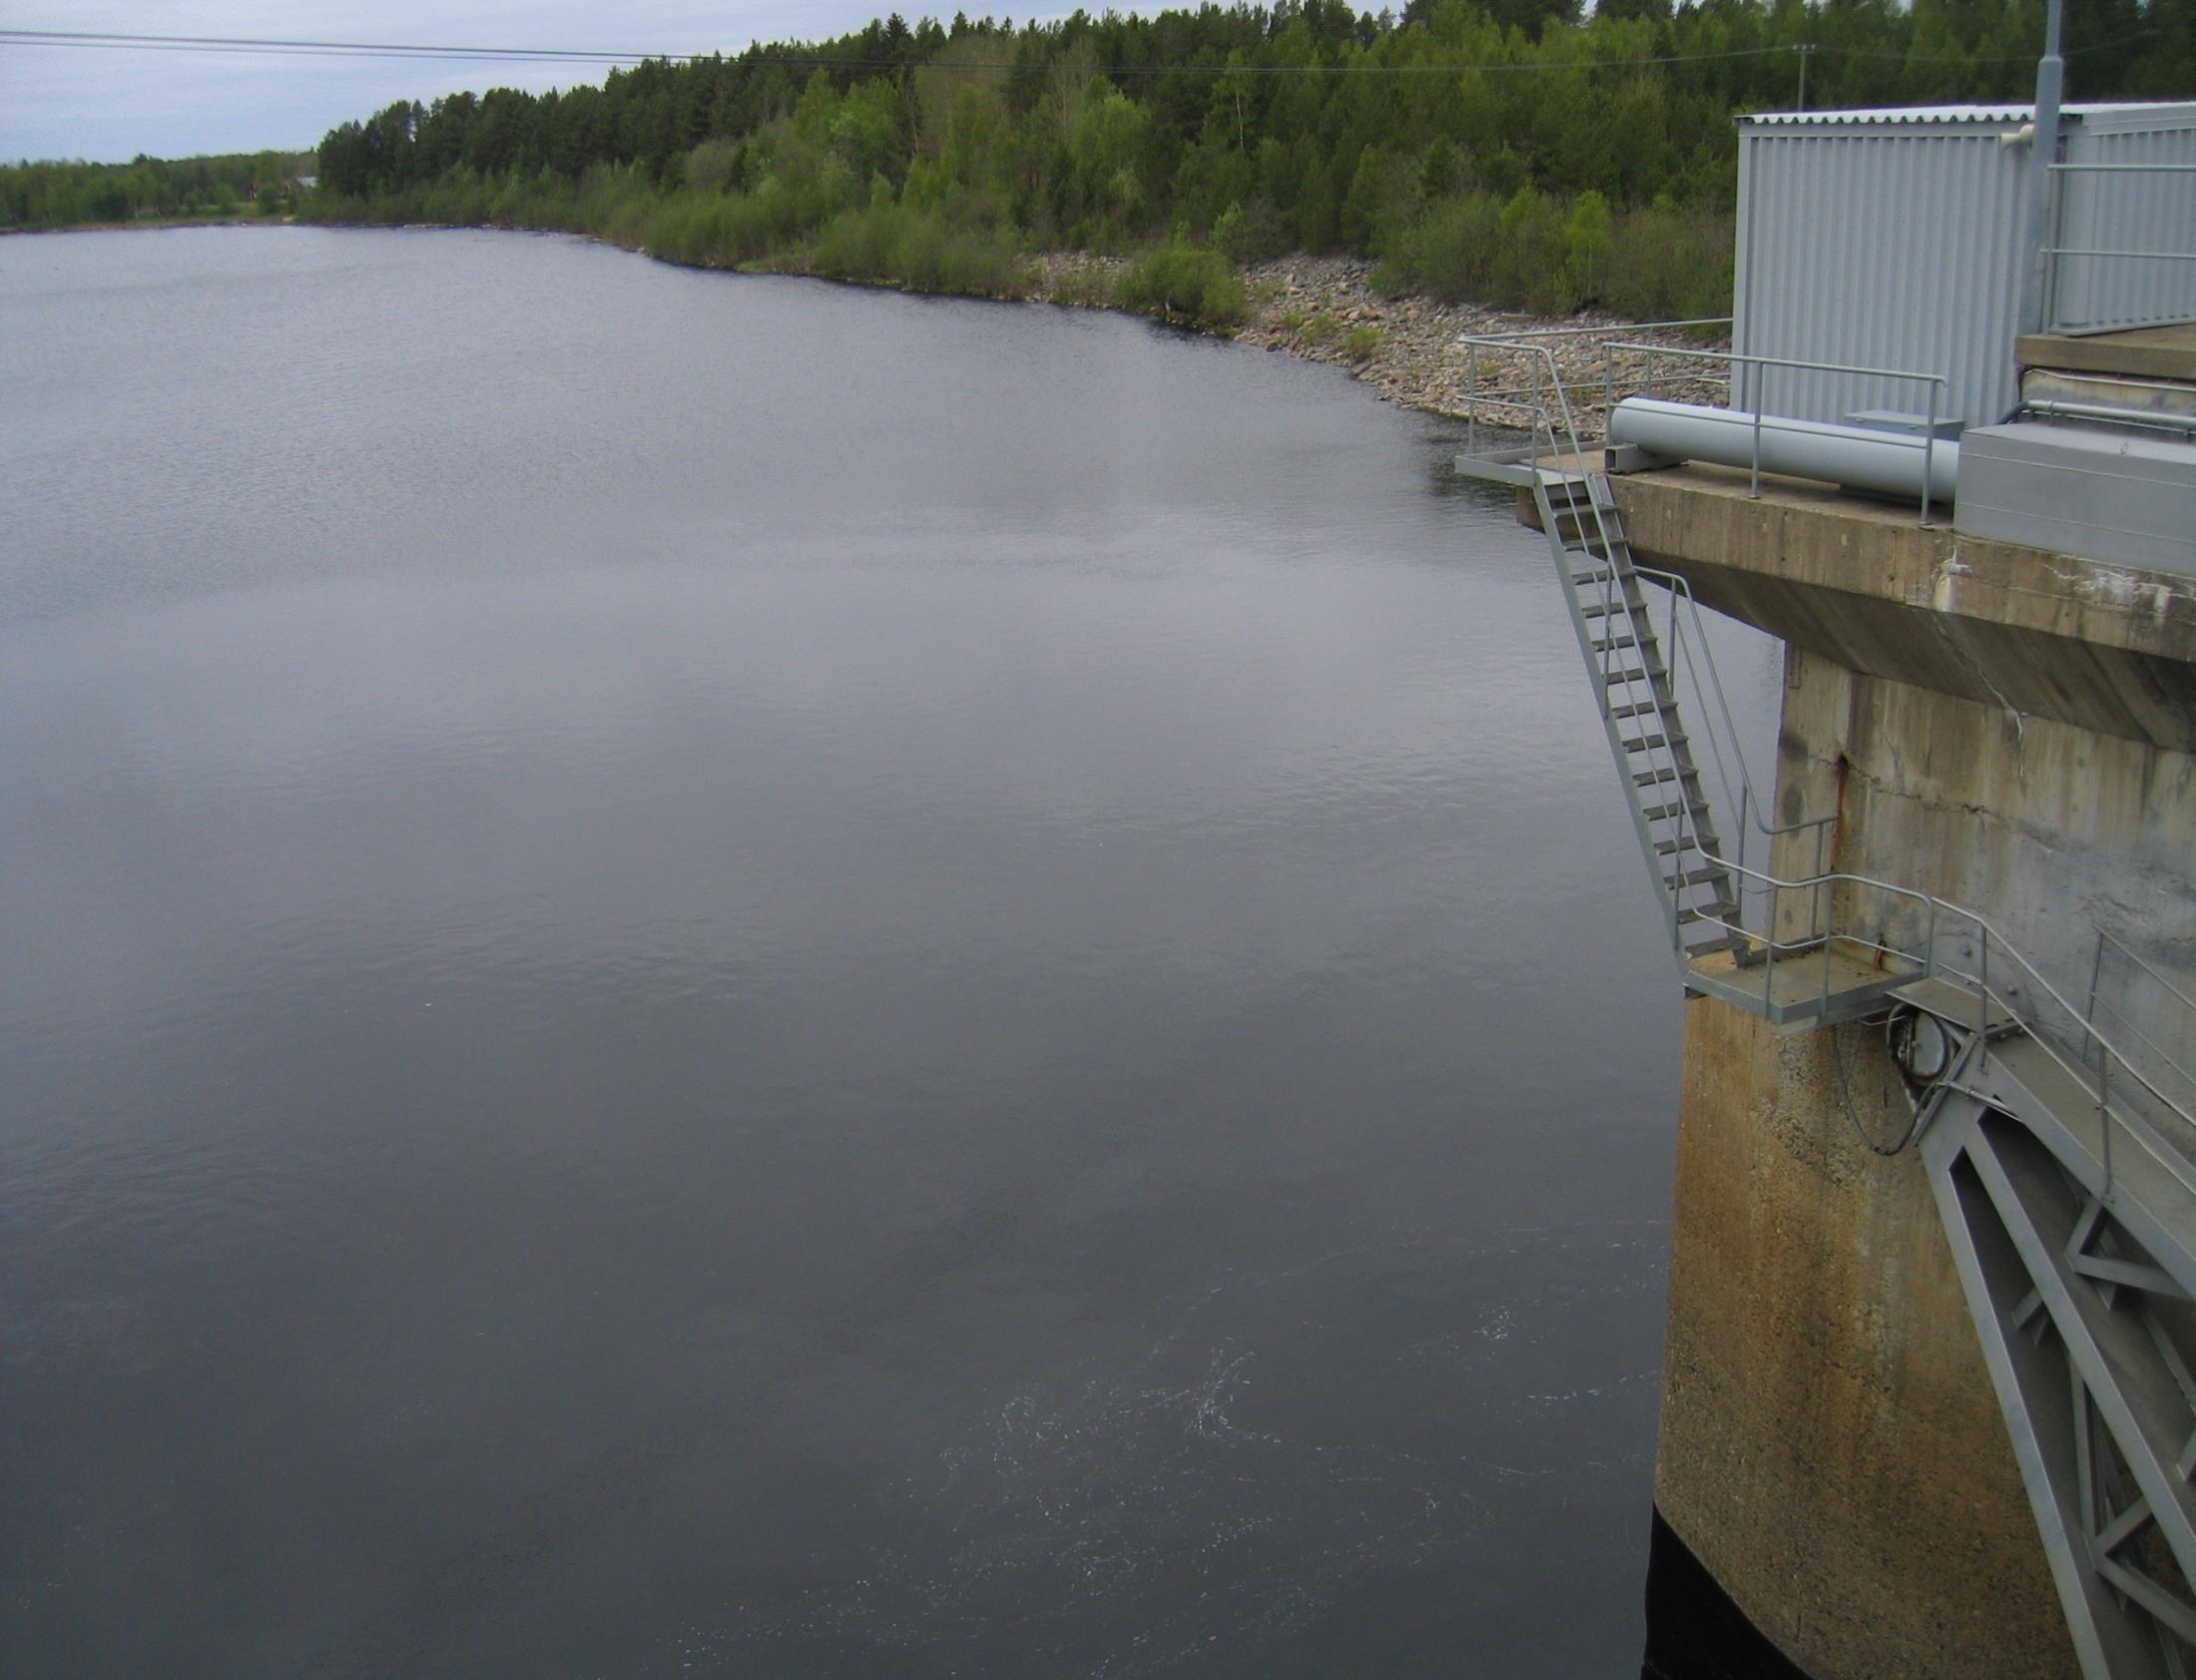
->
[1590,633,1641,655]
[1640,799,1701,821]
[1653,835,1701,855]
[1622,734,1669,753]
[1612,701,1663,723]
[1678,900,1741,927]
[1635,765,1701,789]
[1684,931,1753,956]
[1666,865,1728,890]
[1579,599,1638,620]
[1604,666,1663,689]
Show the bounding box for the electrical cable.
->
[1829,1017,1922,1157]
[0,27,1818,76]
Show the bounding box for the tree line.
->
[11,0,2194,320]
[1,152,314,229]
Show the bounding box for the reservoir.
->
[0,227,1774,1677]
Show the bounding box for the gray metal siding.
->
[1735,120,2032,429]
[1954,422,2196,574]
[2052,114,2196,333]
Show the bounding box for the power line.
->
[0,29,666,64]
[0,24,2141,80]
[0,25,1796,76]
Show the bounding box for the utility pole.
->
[1796,43,1814,113]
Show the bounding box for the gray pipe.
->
[2024,398,2196,437]
[1607,398,1961,502]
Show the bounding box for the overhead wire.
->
[0,24,2152,83]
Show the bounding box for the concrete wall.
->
[1784,650,2196,1096]
[1656,991,2075,1679]
[1620,462,2196,1675]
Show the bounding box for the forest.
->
[9,0,2194,321]
[0,152,315,228]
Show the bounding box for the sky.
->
[2,2,939,164]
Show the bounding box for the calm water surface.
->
[0,228,1774,1677]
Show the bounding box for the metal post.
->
[1979,927,1991,1079]
[1796,42,1811,113]
[1920,380,1938,527]
[1530,354,1543,468]
[1466,342,1479,455]
[1749,356,1765,500]
[2099,1055,2113,1199]
[1765,885,1778,1005]
[1822,899,1835,1009]
[1814,817,1829,944]
[2019,0,2066,337]
[2086,927,2107,1072]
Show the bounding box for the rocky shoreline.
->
[1033,251,1729,439]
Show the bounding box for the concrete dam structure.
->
[1460,88,2196,1680]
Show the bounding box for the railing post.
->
[1466,342,1479,456]
[1822,903,1835,1010]
[1764,886,1778,1007]
[1537,353,1554,467]
[1920,380,1938,528]
[2085,926,2106,1058]
[1813,824,1827,944]
[2099,1053,2114,1201]
[1978,926,1991,1080]
[1749,356,1765,501]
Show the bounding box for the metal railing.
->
[1458,324,1952,527]
[1458,318,1731,462]
[1606,342,1951,528]
[2087,929,2196,1123]
[1466,318,1949,520]
[1455,334,2196,1210]
[2042,159,2196,336]
[1457,330,1839,910]
[1680,856,2196,1206]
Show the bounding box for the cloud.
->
[1,0,914,162]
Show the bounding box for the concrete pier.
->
[1609,463,2196,1678]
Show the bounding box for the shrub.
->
[1116,240,1244,329]
[1342,324,1384,362]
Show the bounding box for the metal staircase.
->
[1454,341,1916,1029]
[1454,329,2196,1680]
[1535,468,1744,962]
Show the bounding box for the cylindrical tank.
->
[1608,397,1961,503]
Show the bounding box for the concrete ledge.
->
[2017,321,2196,384]
[1608,463,2196,751]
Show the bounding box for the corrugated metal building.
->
[1732,103,2196,429]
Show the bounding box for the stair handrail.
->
[2086,929,2196,1116]
[1684,853,2196,1196]
[1631,561,1838,864]
[1458,334,1839,882]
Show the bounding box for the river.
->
[0,226,1776,1677]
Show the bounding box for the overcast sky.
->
[4,2,940,163]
